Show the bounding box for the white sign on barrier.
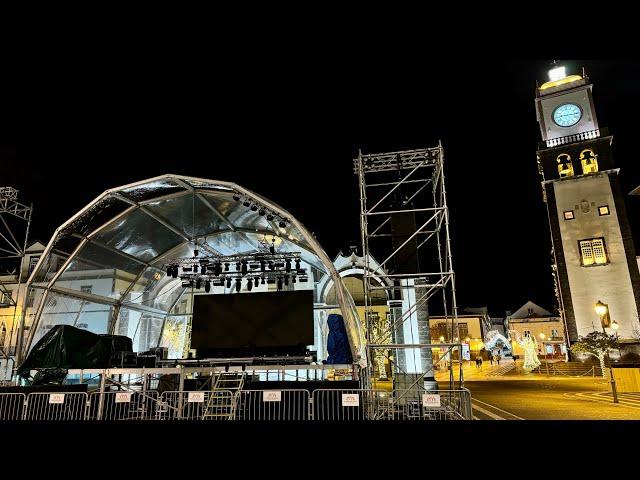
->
[188,392,205,403]
[422,394,441,408]
[342,393,360,407]
[49,394,65,404]
[115,392,133,403]
[263,391,282,402]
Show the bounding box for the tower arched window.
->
[580,149,599,174]
[556,153,574,178]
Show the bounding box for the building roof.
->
[508,300,554,319]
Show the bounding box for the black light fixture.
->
[277,277,283,291]
[266,214,274,221]
[295,259,301,270]
[195,278,202,290]
[260,260,266,272]
[235,278,242,293]
[254,277,260,288]
[226,277,232,288]
[243,200,251,207]
[259,208,266,216]
[270,244,275,254]
[241,260,248,275]
[250,204,258,212]
[292,275,296,284]
[278,221,286,228]
[246,279,253,291]
[194,249,199,257]
[261,277,266,285]
[285,259,291,273]
[204,280,211,293]
[182,266,193,272]
[233,194,241,201]
[284,275,289,286]
[224,263,230,272]
[201,265,207,275]
[235,262,241,272]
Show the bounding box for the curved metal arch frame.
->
[20,174,366,367]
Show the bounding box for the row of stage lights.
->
[165,252,308,293]
[232,193,289,229]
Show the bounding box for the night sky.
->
[2,60,639,317]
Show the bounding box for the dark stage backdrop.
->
[191,291,314,350]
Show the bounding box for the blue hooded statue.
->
[325,313,353,364]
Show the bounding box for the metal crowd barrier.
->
[23,392,88,420]
[236,389,310,421]
[0,393,26,421]
[157,390,237,420]
[0,388,472,421]
[89,391,159,420]
[312,389,472,421]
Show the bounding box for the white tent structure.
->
[18,175,366,366]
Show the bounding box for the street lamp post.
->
[595,300,619,404]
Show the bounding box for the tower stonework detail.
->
[536,67,640,345]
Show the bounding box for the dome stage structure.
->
[17,175,366,367]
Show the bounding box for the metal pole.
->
[601,321,618,403]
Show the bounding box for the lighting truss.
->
[163,250,308,290]
[0,187,33,361]
[354,144,461,388]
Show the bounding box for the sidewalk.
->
[435,359,603,382]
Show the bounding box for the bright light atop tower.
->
[548,66,566,82]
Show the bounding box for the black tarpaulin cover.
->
[17,325,133,378]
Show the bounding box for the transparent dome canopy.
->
[21,175,365,365]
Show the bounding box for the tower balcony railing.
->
[540,128,604,149]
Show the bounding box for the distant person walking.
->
[475,356,483,369]
[490,354,494,366]
[496,353,501,365]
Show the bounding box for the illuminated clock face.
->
[553,103,582,127]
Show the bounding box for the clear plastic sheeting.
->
[22,174,366,365]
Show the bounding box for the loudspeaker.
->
[390,211,420,274]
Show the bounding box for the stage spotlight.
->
[235,262,241,272]
[224,263,229,272]
[201,265,207,275]
[226,277,232,288]
[194,249,199,257]
[277,277,283,291]
[233,194,240,201]
[267,214,274,221]
[259,208,266,216]
[250,204,258,212]
[278,221,286,228]
[269,261,274,270]
[284,275,289,286]
[261,277,266,285]
[195,278,202,289]
[254,277,259,287]
[235,279,241,293]
[205,280,211,293]
[260,260,266,272]
[247,279,253,291]
[241,260,248,275]
[270,244,275,254]
[243,200,251,207]
[295,259,301,270]
[292,275,297,284]
[285,259,291,273]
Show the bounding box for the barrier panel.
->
[312,389,472,420]
[157,390,236,420]
[0,393,26,421]
[89,391,159,420]
[24,392,88,420]
[236,390,310,421]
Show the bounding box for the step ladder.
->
[201,372,246,420]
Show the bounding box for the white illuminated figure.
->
[510,330,541,371]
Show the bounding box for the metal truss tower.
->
[355,145,461,390]
[0,187,33,363]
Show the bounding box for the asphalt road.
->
[461,379,640,420]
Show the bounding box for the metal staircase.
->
[201,372,246,420]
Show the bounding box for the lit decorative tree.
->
[570,331,618,378]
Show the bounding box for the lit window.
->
[579,237,608,266]
[580,149,599,174]
[598,205,610,216]
[556,153,574,178]
[563,210,575,220]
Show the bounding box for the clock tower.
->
[536,65,640,351]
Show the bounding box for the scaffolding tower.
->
[0,187,33,363]
[354,145,461,391]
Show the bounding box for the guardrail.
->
[0,388,472,421]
